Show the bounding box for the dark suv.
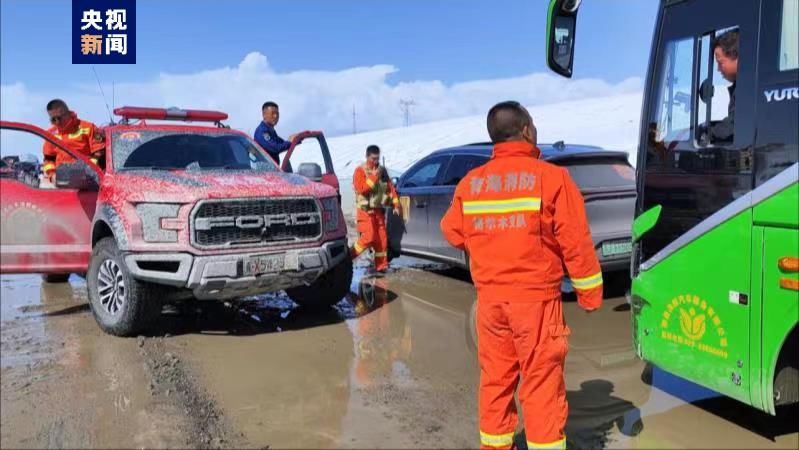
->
[387,142,637,273]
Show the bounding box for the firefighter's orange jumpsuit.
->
[351,163,400,272]
[440,140,603,450]
[42,112,104,180]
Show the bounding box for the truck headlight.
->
[135,203,182,243]
[321,197,340,232]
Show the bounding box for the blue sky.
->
[1,0,657,136]
[1,0,657,89]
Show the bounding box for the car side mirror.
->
[298,162,323,182]
[55,163,99,191]
[546,0,580,78]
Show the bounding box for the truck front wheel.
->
[287,257,353,309]
[87,238,162,336]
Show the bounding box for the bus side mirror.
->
[546,0,581,78]
[632,205,662,243]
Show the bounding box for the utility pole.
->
[399,99,415,127]
[352,104,357,134]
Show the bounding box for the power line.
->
[399,99,415,127]
[352,104,357,134]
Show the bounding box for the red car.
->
[0,158,13,179]
[0,107,351,336]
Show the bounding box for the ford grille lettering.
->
[195,213,319,231]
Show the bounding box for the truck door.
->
[633,0,759,403]
[281,131,339,192]
[0,123,100,274]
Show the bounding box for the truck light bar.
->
[113,106,229,123]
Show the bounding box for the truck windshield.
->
[112,130,277,171]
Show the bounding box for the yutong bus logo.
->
[72,0,136,64]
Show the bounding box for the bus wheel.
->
[774,331,798,407]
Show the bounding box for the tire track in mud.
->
[137,335,246,449]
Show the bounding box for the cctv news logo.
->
[72,0,136,64]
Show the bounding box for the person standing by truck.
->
[350,145,402,273]
[253,101,297,165]
[441,101,603,449]
[42,99,105,183]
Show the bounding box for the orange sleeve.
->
[42,140,57,159]
[440,181,466,250]
[87,122,105,154]
[552,167,603,311]
[387,176,400,207]
[353,166,379,195]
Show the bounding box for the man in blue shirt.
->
[254,101,297,165]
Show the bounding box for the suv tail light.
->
[321,198,340,232]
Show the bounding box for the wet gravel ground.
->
[1,260,797,449]
[138,335,236,449]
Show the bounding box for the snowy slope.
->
[324,93,643,215]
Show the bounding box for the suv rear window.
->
[112,130,276,171]
[562,160,636,190]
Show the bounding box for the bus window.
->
[696,28,739,146]
[648,36,694,168]
[780,0,798,71]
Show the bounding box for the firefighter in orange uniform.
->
[42,99,105,182]
[351,145,401,272]
[441,101,603,450]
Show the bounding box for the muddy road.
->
[1,259,797,449]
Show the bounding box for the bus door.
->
[752,0,799,413]
[633,0,759,403]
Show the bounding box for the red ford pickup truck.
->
[0,107,351,336]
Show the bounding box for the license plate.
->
[242,254,285,276]
[602,239,632,257]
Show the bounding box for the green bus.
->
[546,0,798,414]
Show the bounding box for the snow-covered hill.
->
[323,93,643,215]
[327,93,643,174]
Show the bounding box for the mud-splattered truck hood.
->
[107,170,338,204]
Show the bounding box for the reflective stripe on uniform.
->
[463,197,541,215]
[42,163,56,172]
[527,437,566,449]
[572,272,603,290]
[365,178,376,189]
[67,127,90,139]
[353,242,367,254]
[480,430,514,448]
[374,251,387,257]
